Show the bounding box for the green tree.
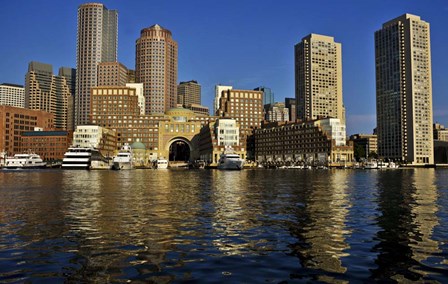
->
[354,144,366,161]
[368,151,379,159]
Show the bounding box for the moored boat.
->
[217,150,245,170]
[112,143,134,170]
[62,146,110,170]
[4,153,47,169]
[156,159,169,169]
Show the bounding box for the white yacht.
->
[156,159,169,169]
[217,150,245,170]
[62,146,110,170]
[4,153,47,169]
[112,143,133,170]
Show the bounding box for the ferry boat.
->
[112,143,133,170]
[217,148,245,170]
[156,159,169,169]
[62,146,110,170]
[4,153,47,169]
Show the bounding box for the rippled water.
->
[1,168,448,282]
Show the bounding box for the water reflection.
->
[371,169,444,282]
[289,170,351,283]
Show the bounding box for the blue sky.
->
[1,0,447,135]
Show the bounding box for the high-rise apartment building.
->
[375,14,433,164]
[0,83,25,108]
[295,34,344,123]
[25,61,74,130]
[98,62,129,87]
[254,86,273,106]
[214,85,232,115]
[136,24,178,115]
[177,80,201,106]
[76,3,117,126]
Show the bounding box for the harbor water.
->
[0,168,448,282]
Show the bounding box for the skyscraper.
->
[136,24,178,114]
[214,85,232,115]
[76,3,117,126]
[254,86,273,106]
[375,14,433,164]
[177,80,201,106]
[295,34,344,123]
[25,62,74,130]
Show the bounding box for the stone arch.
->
[166,137,193,162]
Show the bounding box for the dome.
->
[166,107,195,121]
[131,141,146,150]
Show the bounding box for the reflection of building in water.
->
[371,169,442,281]
[290,171,351,281]
[409,169,441,270]
[210,171,262,255]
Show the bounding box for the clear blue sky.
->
[1,0,447,135]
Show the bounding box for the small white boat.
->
[388,161,399,169]
[4,153,47,169]
[364,160,378,169]
[377,161,389,169]
[112,143,133,170]
[156,159,169,169]
[217,149,245,170]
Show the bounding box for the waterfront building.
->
[254,86,273,106]
[295,34,345,123]
[184,103,209,116]
[264,102,289,122]
[98,62,129,86]
[255,118,353,167]
[136,24,178,114]
[91,86,213,164]
[216,89,263,140]
[0,83,25,108]
[285,98,297,122]
[198,118,245,165]
[72,125,116,158]
[434,123,448,142]
[126,83,145,115]
[25,61,74,130]
[0,105,54,156]
[76,3,117,126]
[349,134,378,159]
[178,80,201,106]
[20,130,73,161]
[214,85,232,115]
[375,14,433,165]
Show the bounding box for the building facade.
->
[264,102,289,122]
[76,3,118,126]
[350,134,378,159]
[177,80,201,106]
[0,105,54,155]
[285,98,297,122]
[214,85,232,115]
[72,125,116,158]
[184,103,209,116]
[136,24,178,114]
[25,61,74,130]
[98,62,129,87]
[0,83,25,108]
[434,123,448,142]
[254,86,273,106]
[20,131,72,161]
[255,119,353,167]
[126,83,145,115]
[375,14,433,164]
[295,34,344,123]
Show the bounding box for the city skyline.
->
[1,1,447,134]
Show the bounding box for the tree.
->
[354,144,366,161]
[368,151,379,159]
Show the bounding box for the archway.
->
[167,138,192,163]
